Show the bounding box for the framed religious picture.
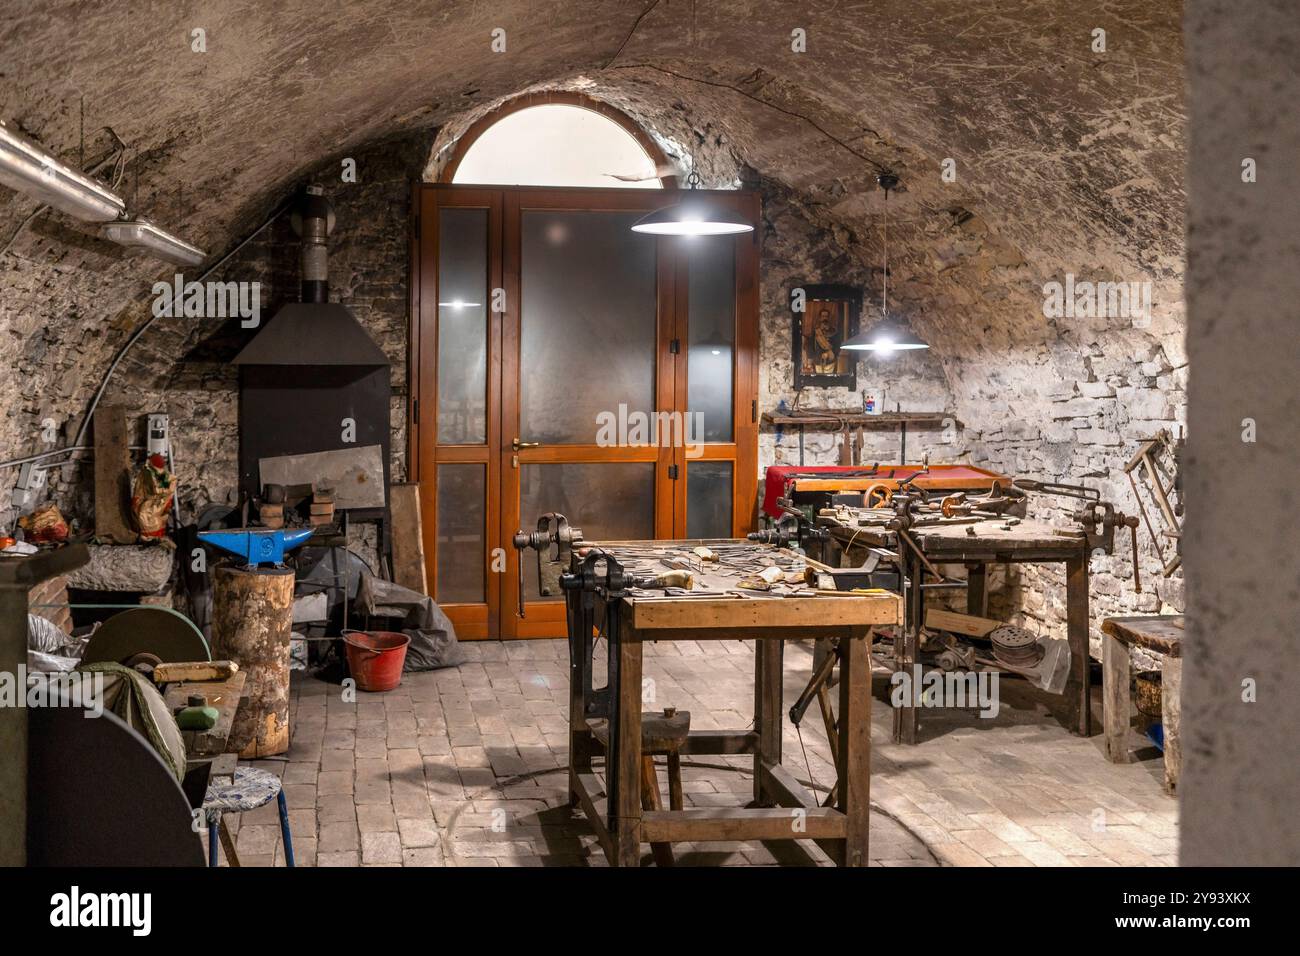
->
[791,283,861,390]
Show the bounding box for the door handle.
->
[512,438,541,452]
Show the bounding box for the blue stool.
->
[203,766,294,868]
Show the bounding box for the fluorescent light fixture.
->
[0,119,126,221]
[437,300,482,308]
[102,219,206,267]
[840,319,929,352]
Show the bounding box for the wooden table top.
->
[581,538,901,632]
[1102,615,1184,657]
[823,514,1088,558]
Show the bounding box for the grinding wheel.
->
[81,606,210,665]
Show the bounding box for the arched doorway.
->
[412,93,760,638]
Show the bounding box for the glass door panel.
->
[686,235,736,444]
[436,208,490,445]
[519,210,658,445]
[435,463,487,602]
[686,460,733,539]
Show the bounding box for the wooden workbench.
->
[564,539,900,867]
[820,513,1092,744]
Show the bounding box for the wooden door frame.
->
[410,183,761,639]
[409,186,503,639]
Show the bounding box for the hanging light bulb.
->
[842,173,929,353]
[630,170,753,236]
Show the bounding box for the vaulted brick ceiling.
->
[1,0,1185,463]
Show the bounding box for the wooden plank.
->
[759,760,818,809]
[610,617,642,867]
[389,483,428,594]
[572,771,613,860]
[678,729,758,756]
[838,626,872,867]
[1101,615,1184,658]
[92,404,135,543]
[925,608,1001,638]
[1161,656,1182,793]
[754,638,783,804]
[631,592,899,630]
[1102,633,1133,763]
[639,807,846,842]
[153,660,238,684]
[1065,554,1091,737]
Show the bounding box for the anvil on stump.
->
[201,528,312,758]
[198,528,314,567]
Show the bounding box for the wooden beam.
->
[639,807,846,843]
[759,760,818,809]
[679,729,758,756]
[92,404,135,543]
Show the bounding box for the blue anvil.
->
[198,528,315,567]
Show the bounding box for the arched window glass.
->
[450,103,664,188]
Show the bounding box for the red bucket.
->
[342,631,411,692]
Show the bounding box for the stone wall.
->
[52,132,435,528]
[756,180,957,472]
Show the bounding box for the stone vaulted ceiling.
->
[1,0,1185,472]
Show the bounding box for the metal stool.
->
[592,707,690,866]
[202,766,294,867]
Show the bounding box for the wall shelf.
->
[762,411,955,466]
[762,410,950,428]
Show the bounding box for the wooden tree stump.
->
[212,565,295,757]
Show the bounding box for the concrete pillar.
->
[1182,0,1300,864]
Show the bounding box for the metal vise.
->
[1013,478,1142,590]
[511,512,584,618]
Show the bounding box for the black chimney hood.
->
[232,301,389,367]
[233,185,389,368]
[232,185,392,508]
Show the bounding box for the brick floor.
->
[208,639,1177,867]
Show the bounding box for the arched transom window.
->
[445,95,671,189]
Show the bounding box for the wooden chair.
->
[592,707,690,866]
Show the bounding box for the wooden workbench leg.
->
[892,551,921,745]
[754,637,784,805]
[1161,655,1182,793]
[966,562,987,616]
[837,626,872,867]
[1065,555,1092,736]
[610,617,643,867]
[1102,633,1132,763]
[568,618,593,808]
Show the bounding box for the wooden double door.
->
[410,184,761,638]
